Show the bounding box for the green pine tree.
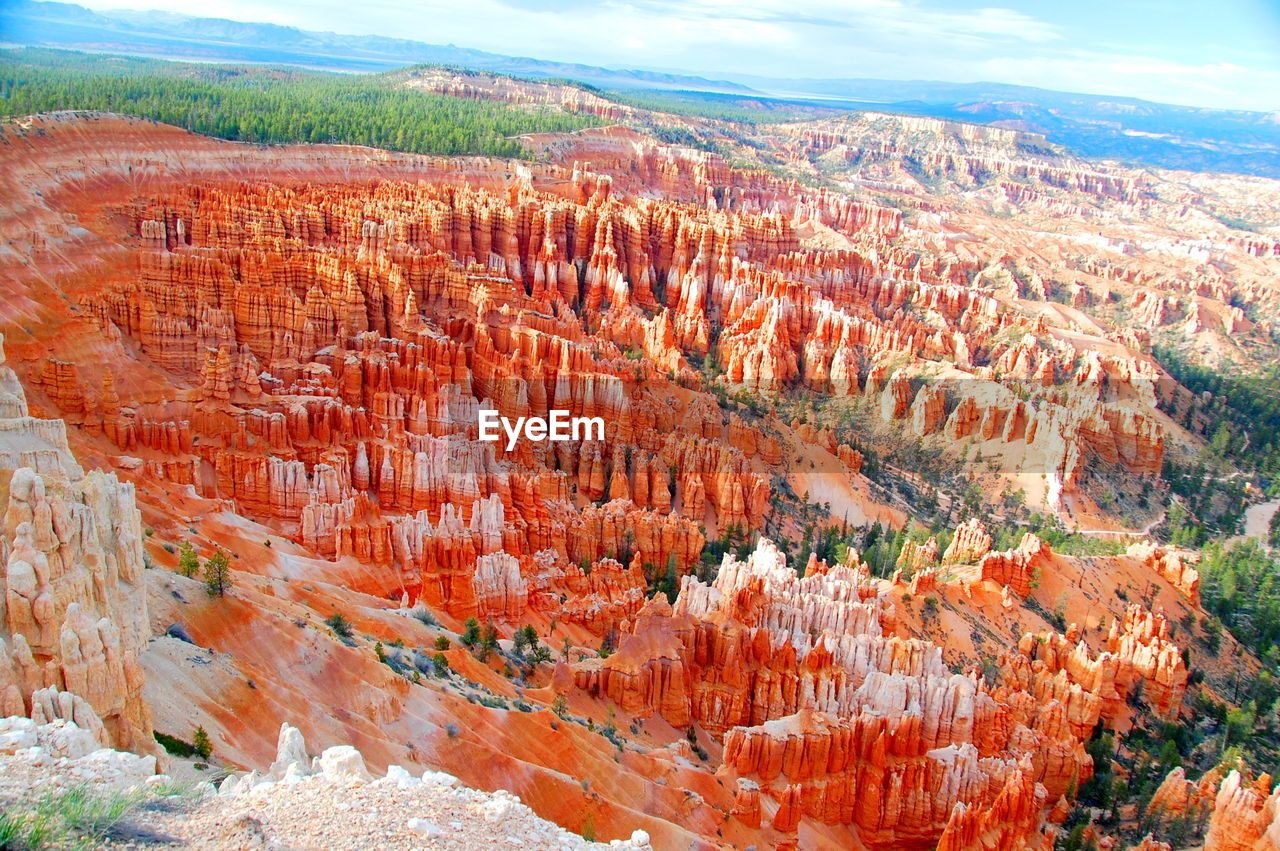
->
[192,726,213,760]
[461,618,481,648]
[176,541,200,578]
[203,550,232,597]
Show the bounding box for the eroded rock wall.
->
[0,334,153,754]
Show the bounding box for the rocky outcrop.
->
[898,537,939,572]
[942,519,993,565]
[1016,603,1187,725]
[774,113,1141,203]
[1130,542,1201,605]
[977,533,1051,596]
[0,714,156,783]
[1104,606,1188,720]
[0,334,153,754]
[1148,765,1218,827]
[570,539,1087,847]
[935,768,1046,851]
[0,715,633,850]
[1204,770,1280,851]
[1129,837,1173,851]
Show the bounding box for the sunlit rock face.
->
[0,333,153,755]
[570,537,1156,846]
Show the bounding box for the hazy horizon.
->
[64,0,1280,112]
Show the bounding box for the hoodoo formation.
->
[1,33,1279,851]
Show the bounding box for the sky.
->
[74,0,1280,111]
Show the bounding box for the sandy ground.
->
[1243,499,1280,546]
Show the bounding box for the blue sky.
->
[78,0,1280,110]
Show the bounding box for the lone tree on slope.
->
[203,550,232,597]
[176,541,200,578]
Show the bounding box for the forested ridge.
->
[605,87,811,124]
[1155,344,1280,481]
[0,48,599,157]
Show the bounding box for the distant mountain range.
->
[0,0,754,90]
[735,77,1280,178]
[3,0,1278,178]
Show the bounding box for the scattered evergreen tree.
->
[1198,539,1280,661]
[513,624,538,656]
[192,726,212,760]
[460,618,481,648]
[477,622,499,662]
[176,541,200,578]
[202,550,232,597]
[529,641,552,665]
[325,612,354,639]
[661,557,679,603]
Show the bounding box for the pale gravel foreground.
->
[0,716,646,850]
[109,773,624,850]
